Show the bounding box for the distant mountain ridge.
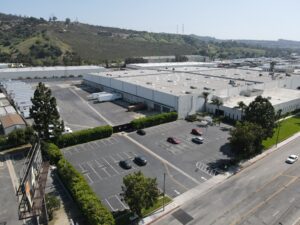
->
[0,12,298,66]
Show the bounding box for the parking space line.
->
[102,168,112,178]
[95,159,104,167]
[115,194,128,209]
[87,162,103,180]
[103,158,120,175]
[85,173,94,184]
[108,155,119,163]
[105,199,116,211]
[122,152,132,159]
[115,153,125,160]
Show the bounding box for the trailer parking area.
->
[34,81,145,131]
[62,120,233,212]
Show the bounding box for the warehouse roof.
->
[0,65,104,73]
[88,69,258,96]
[127,62,216,68]
[0,113,25,129]
[222,88,300,108]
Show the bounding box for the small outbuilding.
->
[0,113,26,134]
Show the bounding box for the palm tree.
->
[201,91,210,112]
[211,98,223,116]
[235,101,247,120]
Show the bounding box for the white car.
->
[286,155,298,164]
[64,126,73,134]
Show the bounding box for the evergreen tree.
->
[30,82,64,140]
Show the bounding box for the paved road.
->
[155,137,300,225]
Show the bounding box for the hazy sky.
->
[1,0,300,41]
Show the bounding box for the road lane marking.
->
[231,176,298,225]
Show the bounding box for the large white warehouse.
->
[0,65,106,80]
[84,67,300,119]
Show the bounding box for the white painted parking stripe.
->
[122,152,132,159]
[109,155,118,163]
[272,210,280,217]
[85,174,94,184]
[95,159,103,167]
[103,158,120,175]
[105,198,116,211]
[201,177,207,181]
[174,190,181,195]
[87,162,103,180]
[115,153,124,160]
[102,168,111,177]
[115,194,128,209]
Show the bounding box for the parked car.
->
[119,160,132,169]
[286,155,298,164]
[137,129,146,135]
[192,137,204,144]
[191,128,203,136]
[134,156,147,166]
[167,137,181,144]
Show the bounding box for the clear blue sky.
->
[1,0,300,41]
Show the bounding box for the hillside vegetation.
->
[0,13,297,66]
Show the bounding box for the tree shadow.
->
[207,158,240,175]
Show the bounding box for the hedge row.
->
[43,143,115,225]
[131,112,178,130]
[56,125,113,148]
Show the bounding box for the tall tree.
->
[229,121,264,160]
[244,96,275,139]
[235,101,247,120]
[201,91,210,112]
[121,171,159,218]
[30,82,64,140]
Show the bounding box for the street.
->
[154,136,300,225]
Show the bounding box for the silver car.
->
[286,155,298,164]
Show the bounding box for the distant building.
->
[0,65,106,80]
[0,113,26,134]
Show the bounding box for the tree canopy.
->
[121,171,159,218]
[30,82,64,140]
[229,121,264,160]
[244,96,275,139]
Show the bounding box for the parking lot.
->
[63,120,232,212]
[42,81,144,131]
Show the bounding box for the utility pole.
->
[163,172,166,211]
[275,110,282,147]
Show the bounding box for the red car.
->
[191,128,203,136]
[167,137,181,144]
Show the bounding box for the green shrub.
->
[42,143,115,225]
[43,143,63,164]
[56,125,113,148]
[131,112,178,130]
[57,157,115,225]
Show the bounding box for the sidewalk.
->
[140,131,300,225]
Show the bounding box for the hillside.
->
[0,13,297,66]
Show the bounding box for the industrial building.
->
[84,66,300,119]
[0,113,26,134]
[0,65,105,80]
[1,81,34,118]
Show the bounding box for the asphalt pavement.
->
[154,136,300,225]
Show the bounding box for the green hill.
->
[0,13,296,66]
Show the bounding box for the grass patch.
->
[142,196,172,217]
[263,116,300,149]
[114,196,172,225]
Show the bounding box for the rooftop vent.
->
[186,78,191,80]
[167,80,173,82]
[190,86,197,89]
[185,91,192,94]
[203,87,211,90]
[146,82,152,85]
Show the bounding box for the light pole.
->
[275,110,282,147]
[163,172,166,211]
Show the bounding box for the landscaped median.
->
[263,115,300,149]
[42,142,115,225]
